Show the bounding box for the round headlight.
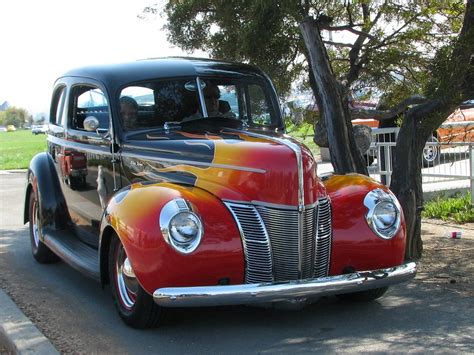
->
[170,212,201,244]
[364,189,401,239]
[160,199,203,254]
[373,201,398,231]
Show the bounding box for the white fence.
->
[366,126,474,204]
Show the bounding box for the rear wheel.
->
[422,135,440,167]
[28,192,59,263]
[337,286,388,302]
[109,235,164,328]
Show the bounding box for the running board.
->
[43,229,100,281]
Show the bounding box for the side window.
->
[70,86,110,131]
[50,86,67,127]
[247,84,272,126]
[218,85,239,117]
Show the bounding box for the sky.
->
[0,0,202,116]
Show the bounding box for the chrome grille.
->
[314,198,332,278]
[225,198,332,283]
[256,207,300,281]
[224,203,273,283]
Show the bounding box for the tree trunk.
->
[391,0,474,260]
[300,18,368,175]
[390,101,442,260]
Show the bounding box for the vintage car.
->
[24,57,416,328]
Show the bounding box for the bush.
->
[422,193,474,224]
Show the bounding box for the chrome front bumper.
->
[153,262,416,307]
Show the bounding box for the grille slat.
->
[225,198,332,284]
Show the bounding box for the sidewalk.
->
[0,289,58,354]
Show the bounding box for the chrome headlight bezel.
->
[364,188,401,240]
[160,198,203,254]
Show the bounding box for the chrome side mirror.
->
[83,116,100,131]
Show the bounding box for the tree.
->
[147,1,468,259]
[0,107,30,128]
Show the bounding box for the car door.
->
[51,79,118,247]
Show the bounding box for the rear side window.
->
[70,86,110,131]
[50,86,67,127]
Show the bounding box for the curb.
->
[0,289,58,354]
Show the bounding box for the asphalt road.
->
[1,172,473,353]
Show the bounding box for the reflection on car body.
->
[24,57,416,329]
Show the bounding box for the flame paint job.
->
[122,129,326,206]
[104,182,244,294]
[323,174,406,275]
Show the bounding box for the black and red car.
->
[25,57,416,328]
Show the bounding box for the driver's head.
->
[203,83,220,115]
[120,96,138,129]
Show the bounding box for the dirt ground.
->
[418,219,474,297]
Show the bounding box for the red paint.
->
[324,174,406,274]
[106,183,244,295]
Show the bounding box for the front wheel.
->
[109,236,164,328]
[28,192,59,263]
[337,287,388,302]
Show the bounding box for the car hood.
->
[120,129,323,206]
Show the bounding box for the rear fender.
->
[323,173,406,275]
[24,152,70,231]
[99,182,244,294]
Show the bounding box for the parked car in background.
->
[24,57,416,328]
[31,124,48,135]
[7,125,16,132]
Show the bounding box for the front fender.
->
[24,152,70,231]
[323,174,406,275]
[100,182,244,295]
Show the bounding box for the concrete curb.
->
[0,289,58,354]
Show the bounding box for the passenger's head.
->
[203,82,220,115]
[120,96,138,129]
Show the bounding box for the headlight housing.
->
[160,198,203,254]
[364,189,401,239]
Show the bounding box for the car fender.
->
[323,173,406,275]
[99,182,244,295]
[24,152,70,231]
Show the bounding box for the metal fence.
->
[366,126,474,204]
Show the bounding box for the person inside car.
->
[184,82,235,121]
[120,96,139,129]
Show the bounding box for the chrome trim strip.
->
[222,199,318,211]
[120,152,266,174]
[153,262,417,307]
[196,77,208,117]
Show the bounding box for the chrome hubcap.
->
[32,200,40,247]
[116,245,138,310]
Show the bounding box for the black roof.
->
[58,57,267,91]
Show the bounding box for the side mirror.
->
[83,116,100,131]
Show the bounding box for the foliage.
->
[151,1,464,100]
[285,121,319,156]
[0,130,46,170]
[0,107,31,129]
[423,193,474,224]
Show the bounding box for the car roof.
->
[58,57,267,90]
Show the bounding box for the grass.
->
[0,130,47,170]
[423,193,474,224]
[286,122,320,157]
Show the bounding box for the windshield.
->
[118,77,281,132]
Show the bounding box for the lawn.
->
[0,130,47,170]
